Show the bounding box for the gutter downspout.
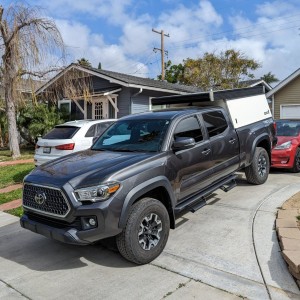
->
[130,88,143,114]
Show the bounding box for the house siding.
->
[274,75,300,119]
[92,77,119,91]
[132,94,150,114]
[118,88,131,118]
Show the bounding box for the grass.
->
[0,188,22,205]
[0,163,34,189]
[0,147,34,162]
[5,206,23,217]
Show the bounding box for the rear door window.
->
[42,126,79,139]
[202,111,228,138]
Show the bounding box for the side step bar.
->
[174,175,237,215]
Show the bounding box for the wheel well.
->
[133,187,175,229]
[257,139,271,162]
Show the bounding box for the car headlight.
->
[274,141,292,150]
[74,182,120,202]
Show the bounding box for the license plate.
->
[43,147,51,154]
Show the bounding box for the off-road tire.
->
[291,148,300,173]
[245,147,270,185]
[116,198,170,265]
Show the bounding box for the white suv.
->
[34,119,116,166]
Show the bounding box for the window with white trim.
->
[58,99,71,115]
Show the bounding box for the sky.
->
[2,0,300,82]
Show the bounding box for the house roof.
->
[36,63,201,95]
[266,68,300,98]
[239,79,272,92]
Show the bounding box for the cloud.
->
[18,0,300,80]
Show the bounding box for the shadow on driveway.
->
[0,221,136,272]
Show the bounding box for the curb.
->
[0,159,34,166]
[276,206,300,288]
[0,199,22,211]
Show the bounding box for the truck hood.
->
[25,149,156,188]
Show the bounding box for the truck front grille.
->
[23,184,70,217]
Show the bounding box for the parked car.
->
[271,119,300,172]
[34,119,116,166]
[22,87,275,264]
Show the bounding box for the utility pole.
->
[152,28,169,81]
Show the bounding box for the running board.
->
[174,175,237,214]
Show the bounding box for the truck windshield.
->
[92,119,170,152]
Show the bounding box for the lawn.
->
[0,147,35,162]
[0,188,22,205]
[0,163,35,189]
[5,206,23,217]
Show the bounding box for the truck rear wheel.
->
[116,198,170,264]
[245,147,269,185]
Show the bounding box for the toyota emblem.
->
[34,191,46,205]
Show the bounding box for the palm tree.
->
[77,58,92,68]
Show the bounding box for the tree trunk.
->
[5,84,21,159]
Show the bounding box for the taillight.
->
[55,143,75,150]
[273,121,277,134]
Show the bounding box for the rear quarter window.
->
[42,126,80,139]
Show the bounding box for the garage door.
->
[281,105,300,119]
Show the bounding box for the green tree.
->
[260,72,279,85]
[0,4,65,158]
[77,58,92,68]
[158,60,184,83]
[17,103,64,145]
[182,50,260,90]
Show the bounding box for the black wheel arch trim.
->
[247,133,271,165]
[118,176,176,229]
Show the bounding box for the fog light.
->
[81,216,97,230]
[89,218,96,226]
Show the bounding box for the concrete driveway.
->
[0,171,300,300]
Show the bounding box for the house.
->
[266,68,300,119]
[36,63,201,120]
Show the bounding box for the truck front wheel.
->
[245,147,270,185]
[116,198,170,264]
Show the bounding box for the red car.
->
[271,120,300,172]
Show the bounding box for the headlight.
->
[74,182,120,202]
[274,141,292,150]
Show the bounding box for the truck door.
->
[200,109,239,182]
[167,115,213,202]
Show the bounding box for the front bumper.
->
[20,214,90,245]
[271,148,295,169]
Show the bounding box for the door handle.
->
[229,138,236,144]
[202,149,211,155]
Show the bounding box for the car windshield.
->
[92,119,170,152]
[42,126,80,139]
[276,121,300,137]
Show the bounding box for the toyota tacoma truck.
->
[20,86,276,264]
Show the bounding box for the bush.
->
[17,103,65,145]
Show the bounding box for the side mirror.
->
[172,137,196,151]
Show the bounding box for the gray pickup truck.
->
[20,87,276,264]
